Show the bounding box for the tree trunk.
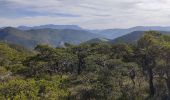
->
[78,58,82,75]
[166,71,170,98]
[78,66,81,75]
[148,68,155,97]
[167,78,170,97]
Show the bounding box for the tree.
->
[158,35,170,98]
[111,43,134,62]
[137,31,162,97]
[23,45,78,77]
[70,44,90,75]
[23,56,48,78]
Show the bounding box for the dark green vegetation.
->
[0,31,170,100]
[0,27,101,49]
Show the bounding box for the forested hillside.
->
[111,31,170,43]
[0,31,170,100]
[0,27,101,49]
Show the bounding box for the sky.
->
[0,0,170,29]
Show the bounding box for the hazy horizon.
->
[2,24,170,30]
[1,0,170,29]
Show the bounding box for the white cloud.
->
[1,0,170,29]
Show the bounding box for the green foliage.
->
[0,31,170,100]
[0,76,69,100]
[0,79,39,99]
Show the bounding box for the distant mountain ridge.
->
[0,27,101,49]
[111,31,170,43]
[18,24,83,30]
[1,25,170,48]
[10,25,170,40]
[16,25,170,39]
[91,26,170,39]
[110,31,145,43]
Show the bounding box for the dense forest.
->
[0,31,170,100]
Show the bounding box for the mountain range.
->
[92,26,170,39]
[1,25,170,49]
[111,31,170,43]
[0,27,101,48]
[18,24,83,30]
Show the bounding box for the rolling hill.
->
[110,31,170,43]
[2,25,170,49]
[0,27,37,48]
[0,27,101,49]
[18,25,170,40]
[92,26,170,39]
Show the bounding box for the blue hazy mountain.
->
[92,26,170,39]
[17,25,170,39]
[18,24,83,30]
[1,25,170,49]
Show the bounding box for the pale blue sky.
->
[0,0,170,29]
